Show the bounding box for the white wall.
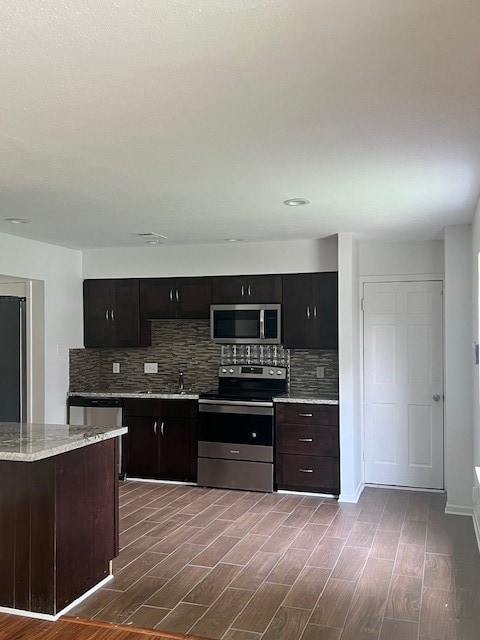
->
[444,225,473,513]
[471,202,480,538]
[359,240,444,276]
[83,238,338,278]
[0,233,83,423]
[338,233,363,501]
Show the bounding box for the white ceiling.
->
[1,0,480,249]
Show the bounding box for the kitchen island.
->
[0,421,126,619]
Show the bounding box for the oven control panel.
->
[218,365,287,379]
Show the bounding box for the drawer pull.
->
[299,468,314,473]
[298,438,313,442]
[230,450,240,454]
[299,413,313,417]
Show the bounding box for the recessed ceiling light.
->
[225,238,244,243]
[4,217,30,224]
[283,198,310,206]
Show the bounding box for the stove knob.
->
[229,368,234,373]
[277,370,283,375]
[269,370,274,375]
[221,368,227,373]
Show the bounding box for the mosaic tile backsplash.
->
[69,319,339,396]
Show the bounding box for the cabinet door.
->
[83,280,113,347]
[112,279,150,347]
[309,272,338,349]
[122,415,159,479]
[245,275,282,303]
[158,418,197,482]
[177,277,212,319]
[140,278,178,319]
[212,276,246,303]
[282,274,310,348]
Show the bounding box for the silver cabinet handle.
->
[299,468,314,473]
[230,450,240,454]
[259,309,265,340]
[241,285,245,297]
[306,306,311,318]
[299,413,313,417]
[105,310,109,321]
[176,289,179,302]
[247,285,251,296]
[298,438,313,442]
[153,421,157,435]
[313,306,317,318]
[169,289,173,301]
[111,309,114,321]
[161,421,164,436]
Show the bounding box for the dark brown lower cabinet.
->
[122,399,197,482]
[0,439,118,616]
[275,402,340,495]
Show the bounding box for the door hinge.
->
[361,299,365,311]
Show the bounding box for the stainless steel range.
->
[198,365,288,492]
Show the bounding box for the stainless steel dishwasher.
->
[68,396,124,477]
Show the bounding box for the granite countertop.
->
[69,390,338,404]
[274,393,339,405]
[68,391,200,400]
[0,422,127,462]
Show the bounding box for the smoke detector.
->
[135,232,168,244]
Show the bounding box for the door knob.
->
[433,394,442,402]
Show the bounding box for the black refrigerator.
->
[0,296,27,422]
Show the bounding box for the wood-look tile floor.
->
[68,482,480,640]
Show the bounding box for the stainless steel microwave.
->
[211,304,282,344]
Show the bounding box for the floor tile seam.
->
[110,559,168,592]
[270,564,334,622]
[119,510,167,533]
[259,604,313,640]
[184,584,257,636]
[146,566,213,611]
[417,527,428,638]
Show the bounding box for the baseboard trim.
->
[339,482,364,504]
[445,503,474,516]
[0,573,112,621]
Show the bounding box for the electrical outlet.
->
[316,366,325,379]
[112,362,120,374]
[144,362,158,374]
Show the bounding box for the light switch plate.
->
[144,362,158,374]
[112,362,120,374]
[316,366,325,379]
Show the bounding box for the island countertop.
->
[0,422,127,462]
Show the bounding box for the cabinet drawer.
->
[123,399,161,416]
[276,425,338,457]
[160,400,197,419]
[276,403,338,426]
[276,454,339,493]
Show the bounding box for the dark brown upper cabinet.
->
[140,277,212,320]
[282,272,338,349]
[83,279,151,348]
[212,274,282,304]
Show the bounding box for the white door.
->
[363,281,444,489]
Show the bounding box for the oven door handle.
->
[199,401,273,416]
[259,308,265,340]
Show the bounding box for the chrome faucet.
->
[178,370,184,391]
